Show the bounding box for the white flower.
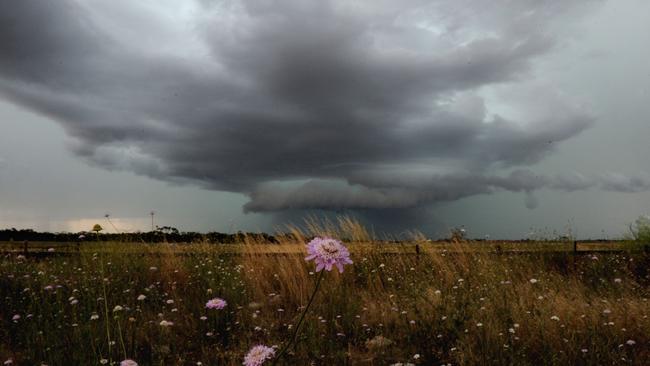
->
[137,294,146,301]
[550,315,560,321]
[159,320,174,327]
[113,305,124,312]
[529,278,538,284]
[90,314,99,320]
[626,339,636,346]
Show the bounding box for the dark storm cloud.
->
[1,0,640,217]
[599,173,650,193]
[241,170,597,212]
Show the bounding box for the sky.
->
[0,0,649,239]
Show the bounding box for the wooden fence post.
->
[572,241,578,272]
[23,240,28,256]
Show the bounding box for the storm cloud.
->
[0,0,644,219]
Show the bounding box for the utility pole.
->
[150,211,155,232]
[105,213,119,233]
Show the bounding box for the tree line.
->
[0,227,279,244]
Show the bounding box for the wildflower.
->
[205,298,227,310]
[159,320,174,327]
[529,278,538,284]
[243,345,275,366]
[626,339,636,346]
[90,314,99,320]
[113,305,124,312]
[120,360,138,366]
[137,294,146,301]
[12,314,20,321]
[100,359,108,364]
[4,359,13,365]
[305,237,352,273]
[550,315,560,321]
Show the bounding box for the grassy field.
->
[1,222,649,365]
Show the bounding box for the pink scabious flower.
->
[305,237,352,273]
[243,345,275,366]
[205,297,227,309]
[120,360,138,366]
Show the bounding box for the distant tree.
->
[92,224,103,240]
[629,215,650,242]
[450,226,467,243]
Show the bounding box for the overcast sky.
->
[1,0,649,238]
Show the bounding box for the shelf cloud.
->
[1,0,644,219]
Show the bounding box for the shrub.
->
[629,215,650,242]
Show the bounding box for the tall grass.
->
[1,218,648,365]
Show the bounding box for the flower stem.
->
[272,270,325,365]
[100,260,112,364]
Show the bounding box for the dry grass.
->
[0,218,648,365]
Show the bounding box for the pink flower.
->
[120,360,138,366]
[305,237,352,273]
[205,297,227,309]
[243,345,275,366]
